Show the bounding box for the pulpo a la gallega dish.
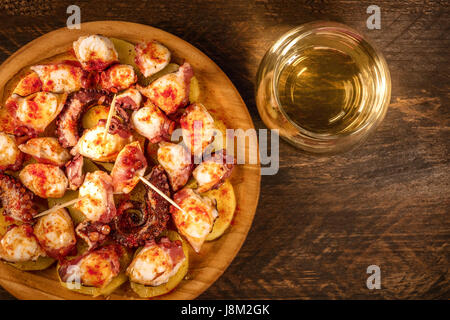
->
[0,34,237,298]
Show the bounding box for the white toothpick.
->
[139,176,186,214]
[103,94,117,140]
[34,197,84,219]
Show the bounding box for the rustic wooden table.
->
[0,0,448,299]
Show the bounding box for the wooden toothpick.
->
[103,94,117,140]
[34,197,84,219]
[139,176,186,214]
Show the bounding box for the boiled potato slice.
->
[110,37,200,100]
[129,181,147,202]
[132,130,146,150]
[0,208,14,236]
[146,142,159,165]
[189,76,200,102]
[110,37,147,85]
[212,119,229,152]
[110,37,177,86]
[129,231,189,298]
[82,105,109,129]
[203,180,236,241]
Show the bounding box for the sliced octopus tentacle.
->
[76,220,111,250]
[106,100,135,137]
[108,116,130,138]
[115,105,130,123]
[14,126,38,144]
[65,154,85,190]
[111,165,170,248]
[55,89,113,148]
[0,172,37,222]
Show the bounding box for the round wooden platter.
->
[0,21,260,300]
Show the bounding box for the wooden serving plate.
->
[0,21,260,300]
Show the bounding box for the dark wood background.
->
[0,0,448,299]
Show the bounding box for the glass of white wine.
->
[256,21,391,154]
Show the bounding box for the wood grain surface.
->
[0,0,448,299]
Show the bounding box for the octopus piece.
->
[113,104,130,124]
[0,95,40,143]
[110,141,147,194]
[74,171,116,223]
[65,153,85,190]
[75,220,111,250]
[18,137,71,166]
[81,70,101,89]
[19,163,68,199]
[56,89,113,148]
[0,132,23,171]
[157,142,193,192]
[13,72,42,97]
[106,88,142,136]
[30,63,84,93]
[111,165,170,248]
[193,150,235,193]
[134,41,171,77]
[58,244,125,288]
[0,224,45,262]
[72,122,133,162]
[0,172,37,222]
[0,94,40,143]
[15,92,67,134]
[127,237,185,286]
[0,95,21,135]
[138,62,194,115]
[171,188,218,253]
[100,64,137,92]
[34,208,76,260]
[145,165,172,221]
[115,87,142,111]
[13,127,38,144]
[180,103,216,155]
[73,35,118,71]
[131,102,175,143]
